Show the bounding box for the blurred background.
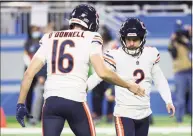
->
[0,1,192,136]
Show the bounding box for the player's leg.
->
[67,102,96,136]
[134,116,150,136]
[114,116,135,136]
[42,96,65,136]
[174,72,187,123]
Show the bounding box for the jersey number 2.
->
[52,40,75,73]
[133,69,145,84]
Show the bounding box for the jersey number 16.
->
[51,40,75,73]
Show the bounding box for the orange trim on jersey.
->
[83,102,96,136]
[155,56,160,63]
[155,60,160,64]
[93,35,102,39]
[93,37,103,42]
[93,37,103,44]
[103,56,116,65]
[115,117,124,136]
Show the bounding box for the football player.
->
[16,5,145,136]
[87,18,175,136]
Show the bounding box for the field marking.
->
[1,127,191,135]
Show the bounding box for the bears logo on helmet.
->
[69,4,99,32]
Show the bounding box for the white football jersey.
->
[34,30,103,102]
[102,46,171,119]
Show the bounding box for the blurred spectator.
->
[100,1,192,7]
[23,25,45,123]
[168,20,192,123]
[104,85,115,123]
[60,24,69,30]
[91,25,118,124]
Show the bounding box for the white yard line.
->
[1,127,191,135]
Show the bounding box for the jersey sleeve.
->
[103,50,116,71]
[151,47,173,104]
[152,47,160,65]
[89,32,103,56]
[86,72,103,91]
[33,33,49,64]
[151,62,173,104]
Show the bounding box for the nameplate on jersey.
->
[54,32,85,38]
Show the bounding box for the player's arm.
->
[17,57,45,103]
[151,49,175,117]
[89,34,144,96]
[16,34,48,127]
[87,72,102,91]
[18,34,48,104]
[91,54,139,90]
[87,50,116,91]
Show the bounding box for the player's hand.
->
[38,76,45,85]
[16,103,33,127]
[166,103,175,117]
[127,82,145,97]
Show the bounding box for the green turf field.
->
[5,115,192,127]
[1,115,191,136]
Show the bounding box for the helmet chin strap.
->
[126,48,141,56]
[122,39,143,57]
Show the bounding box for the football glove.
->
[16,103,33,127]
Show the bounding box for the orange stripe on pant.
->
[115,117,124,136]
[103,56,116,65]
[83,102,96,136]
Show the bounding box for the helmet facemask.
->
[120,36,146,57]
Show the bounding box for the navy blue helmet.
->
[69,4,99,32]
[119,18,147,56]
